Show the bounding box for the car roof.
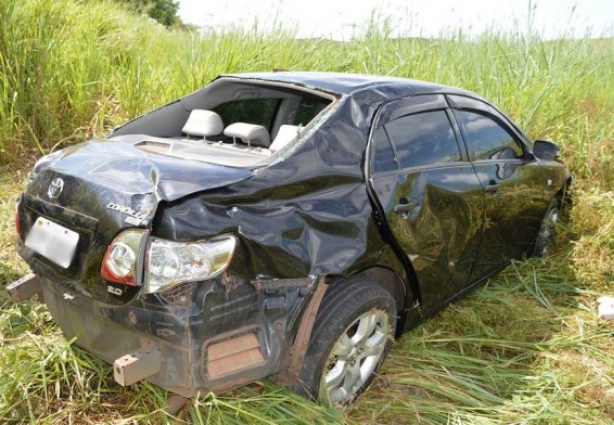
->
[221,71,474,100]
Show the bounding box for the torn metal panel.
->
[270,277,328,386]
[151,90,404,282]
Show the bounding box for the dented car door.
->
[369,95,485,311]
[447,95,557,279]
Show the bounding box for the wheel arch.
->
[348,267,406,311]
[329,265,419,336]
[290,275,397,401]
[273,266,417,388]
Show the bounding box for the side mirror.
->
[533,140,561,161]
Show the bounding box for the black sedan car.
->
[8,72,570,404]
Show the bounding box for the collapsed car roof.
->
[108,72,480,170]
[222,71,473,99]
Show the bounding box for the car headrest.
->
[182,109,224,137]
[223,123,271,148]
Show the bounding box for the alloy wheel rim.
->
[320,309,390,403]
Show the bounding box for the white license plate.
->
[25,217,79,268]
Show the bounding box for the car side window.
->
[454,110,524,161]
[383,110,461,169]
[371,127,398,173]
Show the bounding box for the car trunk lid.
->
[18,139,253,303]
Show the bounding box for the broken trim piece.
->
[6,273,42,302]
[271,276,328,386]
[114,347,161,386]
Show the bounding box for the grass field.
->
[2,0,614,423]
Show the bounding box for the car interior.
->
[108,77,337,168]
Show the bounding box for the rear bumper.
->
[40,274,196,396]
[9,271,319,397]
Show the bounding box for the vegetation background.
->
[1,0,614,423]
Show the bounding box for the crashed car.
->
[8,72,570,403]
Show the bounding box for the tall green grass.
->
[2,0,614,423]
[2,0,614,172]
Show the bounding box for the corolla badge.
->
[47,178,64,199]
[106,203,149,225]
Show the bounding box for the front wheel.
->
[532,198,560,256]
[292,278,396,404]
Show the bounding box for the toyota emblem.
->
[48,178,64,199]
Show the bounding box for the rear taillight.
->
[101,229,147,286]
[145,235,237,294]
[101,230,237,294]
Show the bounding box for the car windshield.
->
[108,78,337,168]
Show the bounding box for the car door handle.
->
[393,201,417,213]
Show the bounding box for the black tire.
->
[532,198,560,256]
[292,278,396,404]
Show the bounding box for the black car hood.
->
[33,139,254,202]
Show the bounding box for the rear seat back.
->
[270,125,301,152]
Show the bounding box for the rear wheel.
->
[293,278,396,404]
